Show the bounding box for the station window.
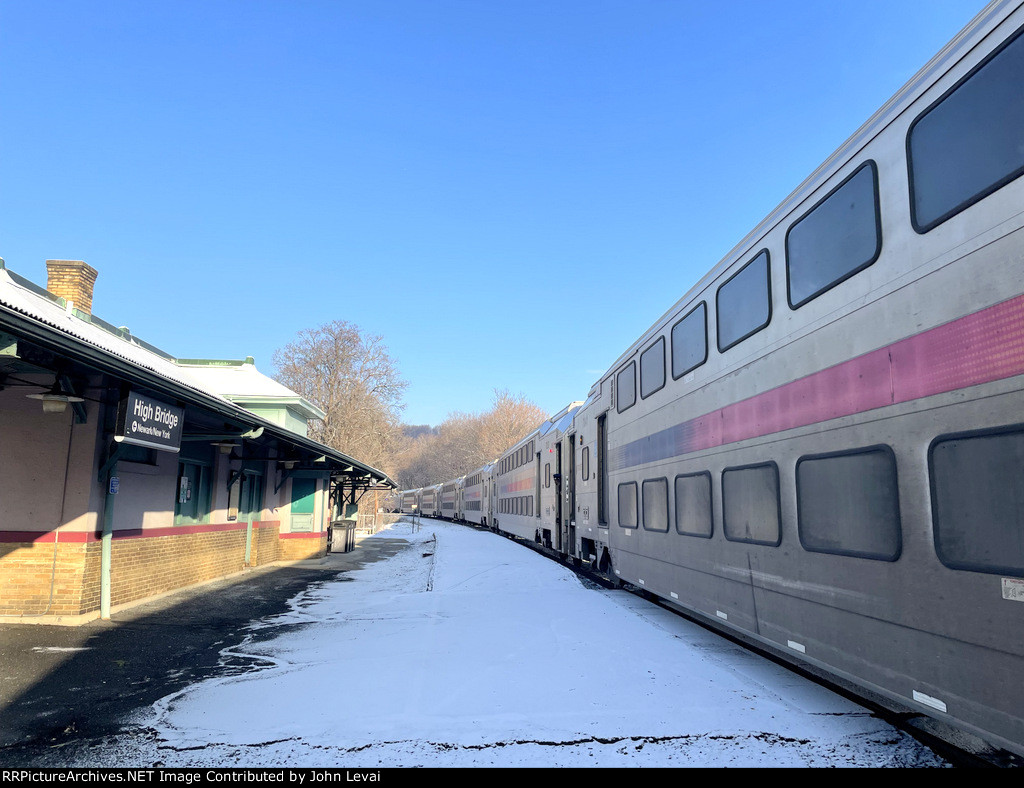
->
[930,426,1024,576]
[617,481,638,528]
[722,463,780,546]
[672,302,708,380]
[796,446,900,561]
[717,250,771,352]
[674,472,713,538]
[908,25,1024,233]
[174,443,215,526]
[642,478,669,532]
[617,361,637,413]
[640,338,666,399]
[230,466,265,523]
[786,161,881,309]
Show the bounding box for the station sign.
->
[115,390,184,453]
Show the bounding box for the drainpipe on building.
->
[100,466,116,619]
[98,445,125,620]
[244,512,254,565]
[37,411,76,616]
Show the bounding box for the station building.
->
[0,259,394,622]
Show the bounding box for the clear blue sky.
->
[0,0,987,426]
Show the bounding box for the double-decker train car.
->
[493,432,538,541]
[419,484,441,518]
[405,1,1024,756]
[461,463,494,526]
[532,402,583,552]
[568,0,1024,756]
[441,478,462,520]
[400,488,420,515]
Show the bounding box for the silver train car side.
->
[461,463,494,526]
[414,1,1024,757]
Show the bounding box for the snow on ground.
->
[91,519,947,767]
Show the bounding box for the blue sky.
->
[0,0,987,426]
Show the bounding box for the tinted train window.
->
[672,302,708,379]
[930,427,1024,576]
[796,446,901,561]
[675,472,713,538]
[642,478,669,532]
[582,446,590,480]
[786,161,881,308]
[909,25,1024,233]
[722,463,781,546]
[717,250,771,352]
[617,362,637,413]
[618,482,638,528]
[640,338,666,399]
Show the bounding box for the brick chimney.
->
[46,260,98,313]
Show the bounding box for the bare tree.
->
[273,320,407,476]
[393,389,549,488]
[477,389,549,462]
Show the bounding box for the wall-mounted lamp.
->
[27,379,85,414]
[211,441,238,455]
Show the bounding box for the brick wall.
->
[251,521,281,566]
[1,520,323,619]
[107,528,248,609]
[0,540,99,617]
[279,533,328,562]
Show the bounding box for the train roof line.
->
[600,0,1017,380]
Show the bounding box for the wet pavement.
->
[0,534,409,766]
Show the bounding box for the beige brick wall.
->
[107,529,247,608]
[279,534,327,562]
[1,520,320,618]
[252,521,281,566]
[0,541,97,616]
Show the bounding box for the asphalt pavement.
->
[0,534,409,766]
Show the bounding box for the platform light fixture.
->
[27,378,85,414]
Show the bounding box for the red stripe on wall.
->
[0,520,281,544]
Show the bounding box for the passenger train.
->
[400,1,1024,757]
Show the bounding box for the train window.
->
[722,463,781,546]
[582,446,590,481]
[617,482,638,528]
[640,338,666,399]
[545,463,551,488]
[796,446,901,561]
[908,25,1024,233]
[786,161,881,309]
[717,250,771,352]
[642,478,669,532]
[617,362,636,413]
[672,302,708,380]
[930,426,1024,577]
[674,472,713,538]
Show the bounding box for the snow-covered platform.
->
[103,519,949,766]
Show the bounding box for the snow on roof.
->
[177,359,326,421]
[0,266,239,410]
[0,262,395,485]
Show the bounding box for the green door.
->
[291,478,316,532]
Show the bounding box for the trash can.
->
[331,503,359,553]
